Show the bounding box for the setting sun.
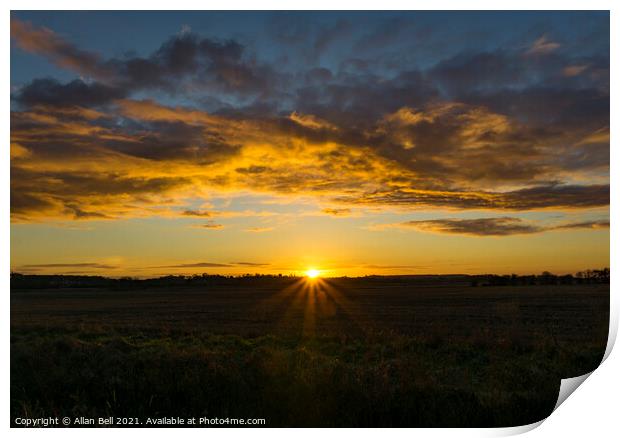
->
[305,269,320,279]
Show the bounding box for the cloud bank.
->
[392,217,610,236]
[10,17,609,231]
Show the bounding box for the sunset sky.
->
[10,11,609,277]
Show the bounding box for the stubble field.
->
[11,276,609,427]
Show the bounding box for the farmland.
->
[11,276,609,427]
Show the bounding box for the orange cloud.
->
[526,36,561,55]
[563,65,589,77]
[11,19,110,80]
[10,98,609,223]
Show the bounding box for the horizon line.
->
[10,269,610,281]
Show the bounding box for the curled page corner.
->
[547,310,617,420]
[496,359,605,436]
[495,372,594,437]
[553,371,594,412]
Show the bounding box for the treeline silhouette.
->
[10,269,610,290]
[470,269,610,287]
[10,272,299,290]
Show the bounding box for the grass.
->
[10,280,609,427]
[11,328,605,427]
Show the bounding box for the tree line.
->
[10,269,610,290]
[470,268,610,287]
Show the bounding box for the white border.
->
[3,2,617,437]
[2,1,618,10]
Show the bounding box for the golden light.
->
[305,268,320,279]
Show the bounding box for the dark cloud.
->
[362,264,428,270]
[182,210,212,217]
[11,18,280,106]
[106,31,275,95]
[153,261,268,268]
[461,86,609,129]
[196,222,224,229]
[14,78,126,108]
[295,69,439,127]
[21,263,116,269]
[551,220,609,231]
[10,165,192,221]
[304,67,333,84]
[430,51,527,96]
[11,103,241,163]
[502,184,610,210]
[400,217,541,236]
[10,191,56,217]
[397,217,609,236]
[322,208,352,216]
[157,262,231,268]
[63,204,114,220]
[236,165,272,174]
[233,262,270,266]
[103,120,242,162]
[338,184,609,211]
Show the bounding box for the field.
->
[11,276,609,427]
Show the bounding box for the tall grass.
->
[11,327,604,427]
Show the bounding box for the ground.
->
[10,277,609,427]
